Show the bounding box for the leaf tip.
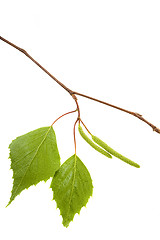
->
[6,199,12,208]
[5,203,10,208]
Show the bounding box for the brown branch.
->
[1,35,160,134]
[0,36,73,96]
[73,91,160,133]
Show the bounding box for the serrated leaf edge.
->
[63,154,77,226]
[51,154,93,227]
[7,126,53,206]
[53,194,93,227]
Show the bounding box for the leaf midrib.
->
[65,155,77,225]
[12,126,52,200]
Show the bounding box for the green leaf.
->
[50,154,93,227]
[92,135,140,168]
[8,126,60,206]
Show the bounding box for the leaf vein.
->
[11,148,38,167]
[65,155,77,222]
[12,126,52,197]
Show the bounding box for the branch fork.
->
[1,35,160,134]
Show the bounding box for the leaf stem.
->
[73,118,79,156]
[51,109,77,126]
[1,35,160,134]
[80,119,92,135]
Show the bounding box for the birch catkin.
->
[92,135,140,168]
[78,125,112,159]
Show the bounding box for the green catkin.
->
[78,125,112,159]
[92,135,140,168]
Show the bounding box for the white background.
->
[0,0,160,239]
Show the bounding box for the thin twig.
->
[1,35,160,134]
[72,94,80,119]
[73,91,160,133]
[0,36,73,95]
